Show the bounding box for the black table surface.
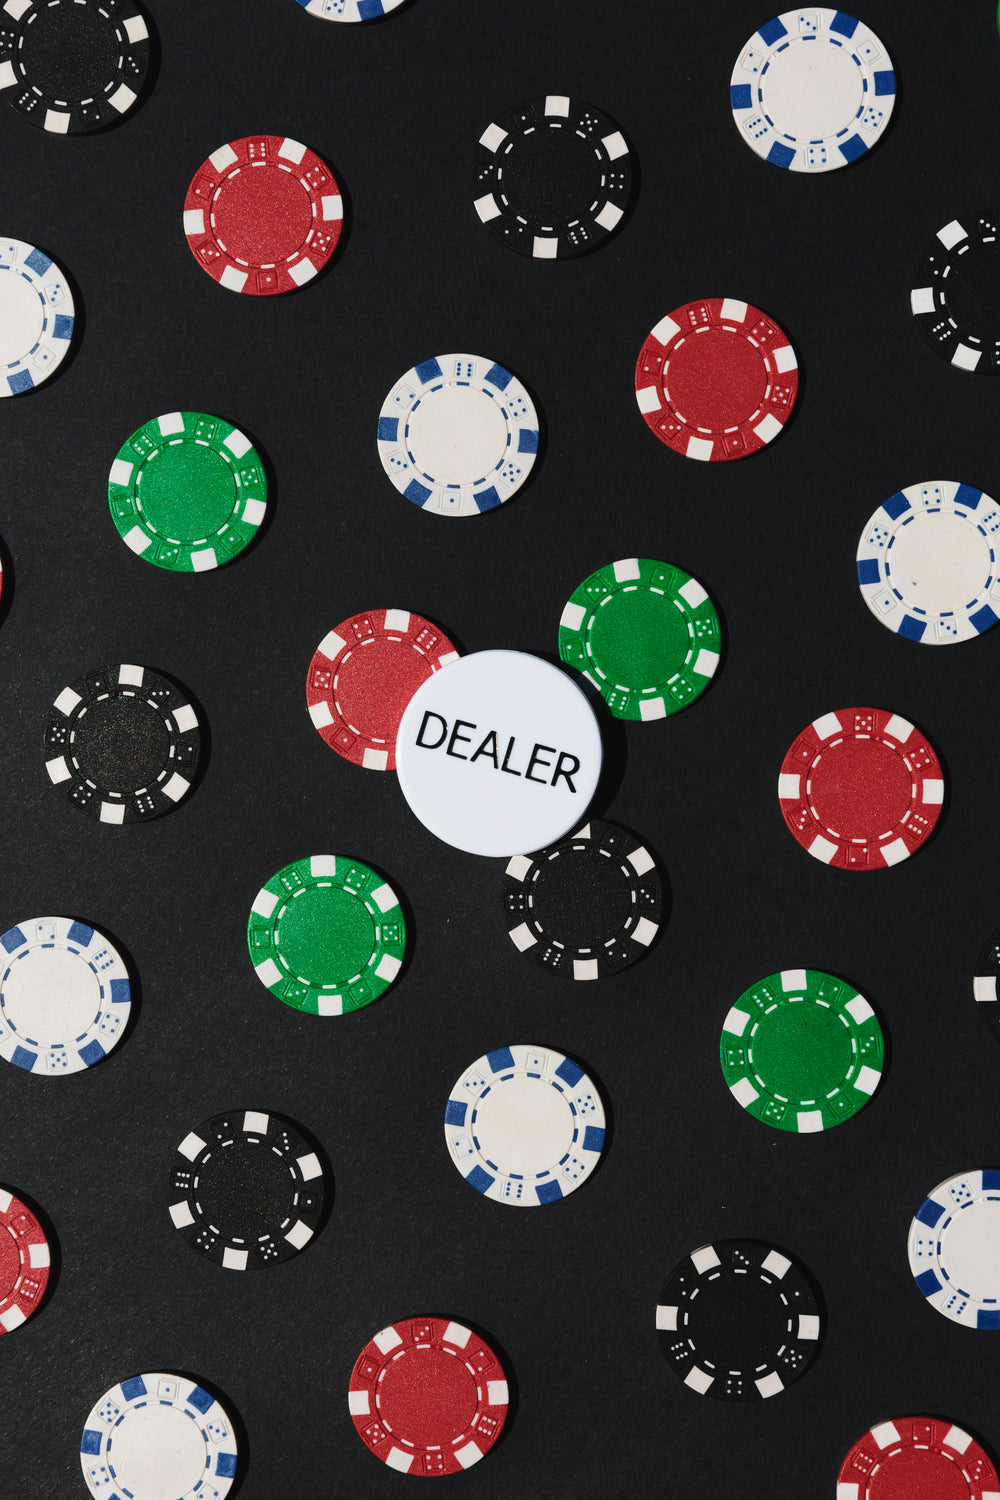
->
[2,1,1000,1495]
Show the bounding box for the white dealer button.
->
[396,649,603,857]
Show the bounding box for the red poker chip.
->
[348,1317,509,1476]
[306,609,459,771]
[778,707,944,871]
[0,1188,50,1335]
[837,1416,1000,1498]
[634,297,798,462]
[183,134,343,296]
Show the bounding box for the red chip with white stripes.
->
[348,1317,509,1476]
[836,1415,1000,1498]
[778,707,944,871]
[0,1187,50,1334]
[183,135,343,296]
[634,297,798,461]
[306,609,459,771]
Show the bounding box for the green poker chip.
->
[720,969,884,1133]
[247,855,407,1015]
[108,410,267,572]
[557,557,721,720]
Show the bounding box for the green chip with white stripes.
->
[247,855,406,1015]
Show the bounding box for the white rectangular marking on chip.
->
[317,630,345,660]
[974,976,998,1003]
[474,193,502,224]
[628,846,654,877]
[280,138,306,164]
[362,748,389,770]
[297,1152,322,1180]
[224,428,252,458]
[505,855,532,883]
[183,209,206,237]
[945,1425,973,1455]
[109,84,137,115]
[244,1110,269,1133]
[755,1372,784,1398]
[884,714,913,743]
[922,778,944,804]
[754,413,783,444]
[0,1190,10,1213]
[694,648,719,677]
[242,497,266,526]
[813,710,843,740]
[613,559,641,581]
[880,837,910,866]
[639,697,667,720]
[375,954,401,983]
[0,1306,25,1332]
[310,854,336,877]
[100,802,126,825]
[533,236,558,258]
[509,922,537,952]
[777,773,801,800]
[602,130,628,159]
[348,1390,370,1416]
[685,1366,714,1395]
[384,609,410,632]
[650,314,681,345]
[797,1110,824,1133]
[545,96,570,116]
[162,773,191,803]
[45,109,70,134]
[808,834,837,863]
[654,1303,677,1330]
[594,202,623,232]
[632,916,658,947]
[374,1325,404,1354]
[322,194,343,221]
[678,577,707,608]
[732,1079,759,1108]
[456,1441,483,1470]
[54,687,82,717]
[284,1219,313,1250]
[289,259,318,286]
[251,887,279,919]
[124,526,150,554]
[317,995,344,1016]
[444,1322,471,1348]
[781,970,807,992]
[723,1006,750,1038]
[721,298,748,323]
[372,883,397,913]
[845,995,874,1023]
[691,1244,721,1274]
[0,61,16,91]
[308,701,333,730]
[686,435,714,461]
[762,1249,790,1279]
[870,1420,900,1450]
[773,343,798,372]
[573,958,599,980]
[836,1484,861,1500]
[210,144,239,172]
[220,265,248,292]
[635,385,661,415]
[29,1242,50,1268]
[222,1247,249,1271]
[487,1380,508,1406]
[119,663,144,686]
[938,219,966,250]
[387,1449,414,1473]
[855,1065,881,1096]
[798,1314,821,1341]
[169,1200,196,1229]
[109,459,134,486]
[4,0,33,19]
[125,16,148,41]
[178,1131,206,1162]
[954,343,981,371]
[173,705,198,734]
[478,123,507,153]
[909,285,935,315]
[252,958,280,987]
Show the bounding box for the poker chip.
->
[43,664,202,823]
[80,1372,238,1500]
[730,10,896,174]
[473,95,633,259]
[635,299,798,462]
[908,1169,1000,1329]
[655,1239,823,1400]
[720,969,884,1133]
[0,1188,50,1334]
[108,412,268,572]
[306,610,459,771]
[0,917,131,1075]
[973,924,1000,1047]
[558,557,721,719]
[295,0,407,19]
[444,1044,606,1206]
[348,1317,508,1474]
[836,1416,1000,1499]
[777,707,944,871]
[184,135,343,296]
[0,237,75,397]
[246,855,407,1016]
[377,354,539,516]
[0,0,150,134]
[167,1109,327,1270]
[857,482,1000,644]
[502,820,663,980]
[911,214,1000,374]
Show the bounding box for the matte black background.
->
[1,1,999,1495]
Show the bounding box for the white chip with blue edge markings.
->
[0,238,74,396]
[907,1169,1000,1329]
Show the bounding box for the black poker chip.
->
[473,95,634,260]
[973,922,1000,1044]
[42,663,202,824]
[0,0,150,135]
[655,1239,823,1402]
[910,213,1000,374]
[502,819,664,980]
[167,1109,328,1271]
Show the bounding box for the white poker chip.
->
[444,1044,606,1206]
[857,481,1000,644]
[908,1169,1000,1329]
[730,9,897,174]
[377,353,539,517]
[295,0,407,19]
[0,918,131,1076]
[80,1372,238,1500]
[0,237,75,396]
[395,649,603,858]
